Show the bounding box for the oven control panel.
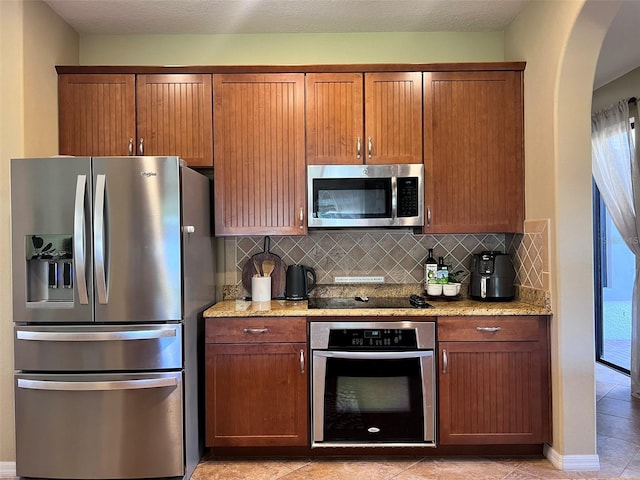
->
[328,329,418,349]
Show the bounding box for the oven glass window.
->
[323,357,424,442]
[336,376,410,412]
[313,178,391,219]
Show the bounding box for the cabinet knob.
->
[138,138,144,155]
[299,207,304,230]
[367,136,373,159]
[128,138,134,156]
[356,136,362,159]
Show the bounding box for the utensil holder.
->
[251,276,272,302]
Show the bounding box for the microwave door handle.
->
[391,175,398,221]
[94,174,108,304]
[73,175,89,305]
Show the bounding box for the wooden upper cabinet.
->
[306,73,363,165]
[136,74,213,167]
[59,74,136,156]
[365,72,423,164]
[423,70,524,233]
[213,74,306,236]
[306,72,422,165]
[58,73,213,166]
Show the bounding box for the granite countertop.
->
[203,297,551,318]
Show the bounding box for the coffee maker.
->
[469,251,515,301]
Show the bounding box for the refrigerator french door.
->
[11,156,214,479]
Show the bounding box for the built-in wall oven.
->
[310,320,436,447]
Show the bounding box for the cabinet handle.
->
[367,136,373,159]
[356,136,362,159]
[300,349,305,374]
[476,326,502,332]
[299,207,304,230]
[442,348,448,374]
[242,328,269,334]
[427,206,432,227]
[138,137,144,155]
[128,138,134,156]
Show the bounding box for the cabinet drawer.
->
[438,316,542,341]
[205,317,306,343]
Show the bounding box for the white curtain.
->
[591,99,640,397]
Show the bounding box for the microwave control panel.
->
[397,177,419,217]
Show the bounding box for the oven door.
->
[312,350,435,447]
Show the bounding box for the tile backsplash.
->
[221,221,551,307]
[508,219,551,291]
[223,231,507,288]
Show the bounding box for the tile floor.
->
[193,363,640,480]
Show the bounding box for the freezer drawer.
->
[14,323,182,371]
[15,372,184,479]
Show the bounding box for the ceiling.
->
[42,0,640,89]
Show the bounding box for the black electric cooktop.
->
[307,295,434,309]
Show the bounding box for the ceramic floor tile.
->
[191,458,310,480]
[277,457,421,480]
[393,456,519,480]
[597,412,640,446]
[597,433,640,473]
[597,396,640,420]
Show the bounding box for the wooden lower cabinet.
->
[437,316,551,445]
[205,317,308,447]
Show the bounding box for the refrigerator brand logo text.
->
[140,172,157,177]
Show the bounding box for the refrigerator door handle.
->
[74,175,89,305]
[17,377,178,391]
[94,174,108,304]
[16,327,178,342]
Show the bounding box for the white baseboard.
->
[0,461,16,478]
[544,444,601,471]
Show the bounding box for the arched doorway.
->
[506,0,622,470]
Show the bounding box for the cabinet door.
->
[205,343,308,447]
[213,74,306,235]
[306,73,364,165]
[59,74,136,156]
[136,74,213,167]
[438,341,549,445]
[365,72,423,164]
[306,72,422,165]
[424,71,524,233]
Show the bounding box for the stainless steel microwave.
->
[307,164,424,228]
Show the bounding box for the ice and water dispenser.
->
[25,234,73,303]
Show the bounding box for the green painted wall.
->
[79,31,504,65]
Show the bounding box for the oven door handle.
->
[313,350,432,360]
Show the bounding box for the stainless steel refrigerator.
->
[11,156,215,479]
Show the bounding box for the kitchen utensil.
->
[241,236,286,297]
[253,259,262,277]
[285,264,317,300]
[262,259,275,277]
